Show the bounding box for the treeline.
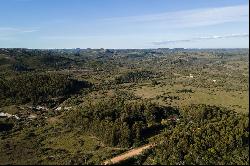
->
[115,71,155,84]
[13,54,81,71]
[0,50,86,72]
[0,73,91,106]
[64,99,179,148]
[145,105,249,165]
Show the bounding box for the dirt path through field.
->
[102,143,155,165]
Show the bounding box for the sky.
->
[0,0,249,49]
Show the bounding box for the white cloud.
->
[0,27,39,37]
[152,33,249,45]
[196,33,249,39]
[103,5,249,28]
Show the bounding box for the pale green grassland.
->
[132,83,248,113]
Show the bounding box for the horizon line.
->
[0,47,249,50]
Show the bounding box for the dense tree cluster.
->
[0,73,91,106]
[65,99,179,148]
[0,49,86,72]
[147,105,249,165]
[115,71,155,84]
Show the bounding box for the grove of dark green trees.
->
[142,105,249,165]
[115,71,156,84]
[64,98,179,148]
[0,73,91,107]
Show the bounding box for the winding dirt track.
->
[102,143,156,165]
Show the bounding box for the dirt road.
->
[102,143,155,165]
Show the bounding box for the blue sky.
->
[0,0,249,48]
